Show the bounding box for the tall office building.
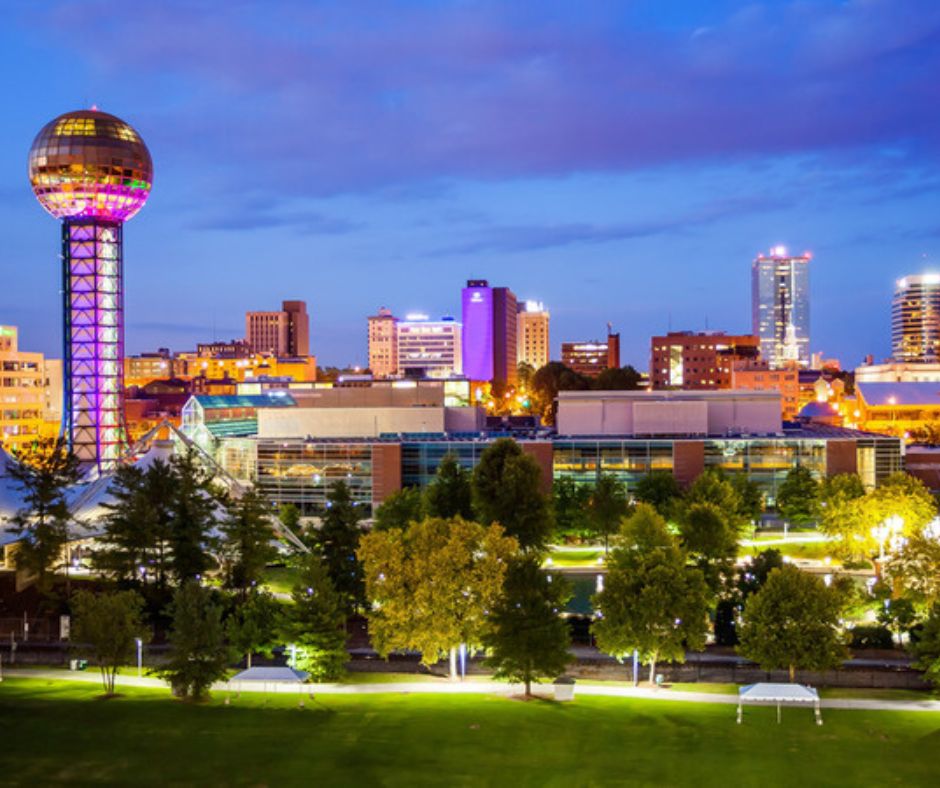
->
[517,301,550,370]
[751,246,811,369]
[397,315,463,377]
[461,280,518,390]
[246,300,310,357]
[892,274,940,362]
[368,307,399,378]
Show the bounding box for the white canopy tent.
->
[226,666,312,707]
[737,683,822,725]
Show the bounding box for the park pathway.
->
[4,668,940,713]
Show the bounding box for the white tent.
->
[737,683,822,725]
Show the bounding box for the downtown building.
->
[367,307,399,378]
[246,300,310,357]
[0,326,62,452]
[752,247,811,369]
[461,280,518,392]
[190,384,900,515]
[562,329,620,378]
[892,274,940,363]
[650,331,759,389]
[397,314,463,378]
[517,300,550,371]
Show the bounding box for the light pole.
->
[136,638,143,678]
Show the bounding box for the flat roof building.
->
[398,315,462,378]
[650,331,760,389]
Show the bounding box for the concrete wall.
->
[259,407,447,439]
[557,390,781,437]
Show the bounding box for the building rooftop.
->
[192,393,297,410]
[856,381,940,407]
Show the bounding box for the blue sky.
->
[2,0,939,369]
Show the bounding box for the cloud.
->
[434,194,787,254]
[21,0,940,200]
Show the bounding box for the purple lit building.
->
[461,280,518,392]
[28,109,153,471]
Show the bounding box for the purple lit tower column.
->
[28,109,153,472]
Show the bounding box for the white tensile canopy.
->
[226,666,312,707]
[737,683,822,725]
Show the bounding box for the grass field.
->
[1,678,938,786]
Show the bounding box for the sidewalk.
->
[4,668,940,712]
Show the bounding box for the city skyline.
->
[2,2,940,368]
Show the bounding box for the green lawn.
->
[2,678,939,786]
[260,565,300,595]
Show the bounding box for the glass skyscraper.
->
[751,246,811,369]
[892,274,940,362]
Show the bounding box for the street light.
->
[872,515,904,563]
[136,638,143,678]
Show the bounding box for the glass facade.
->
[401,440,490,487]
[751,250,810,369]
[552,440,674,489]
[892,274,940,362]
[703,438,826,505]
[255,440,373,514]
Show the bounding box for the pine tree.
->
[314,481,366,611]
[484,557,572,696]
[226,590,282,669]
[282,555,348,681]
[219,487,277,598]
[7,438,80,593]
[159,582,231,700]
[425,453,473,519]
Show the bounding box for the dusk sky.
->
[3,0,940,369]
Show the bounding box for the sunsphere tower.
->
[28,109,153,471]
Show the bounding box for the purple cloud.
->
[19,0,940,202]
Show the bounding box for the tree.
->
[7,438,81,593]
[589,474,629,553]
[530,362,589,424]
[358,517,518,679]
[876,596,918,648]
[678,501,738,593]
[483,557,572,697]
[821,472,937,561]
[730,474,763,525]
[885,532,940,611]
[818,474,866,559]
[314,481,366,611]
[738,565,847,681]
[159,582,231,701]
[95,459,177,596]
[278,503,302,534]
[776,466,820,525]
[552,476,591,541]
[856,473,937,554]
[219,488,278,598]
[633,472,681,519]
[913,605,940,687]
[281,556,348,681]
[373,487,425,531]
[594,366,642,391]
[736,549,785,599]
[592,506,710,684]
[425,453,474,520]
[683,469,747,532]
[226,590,282,669]
[71,589,147,696]
[166,451,221,585]
[472,438,552,552]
